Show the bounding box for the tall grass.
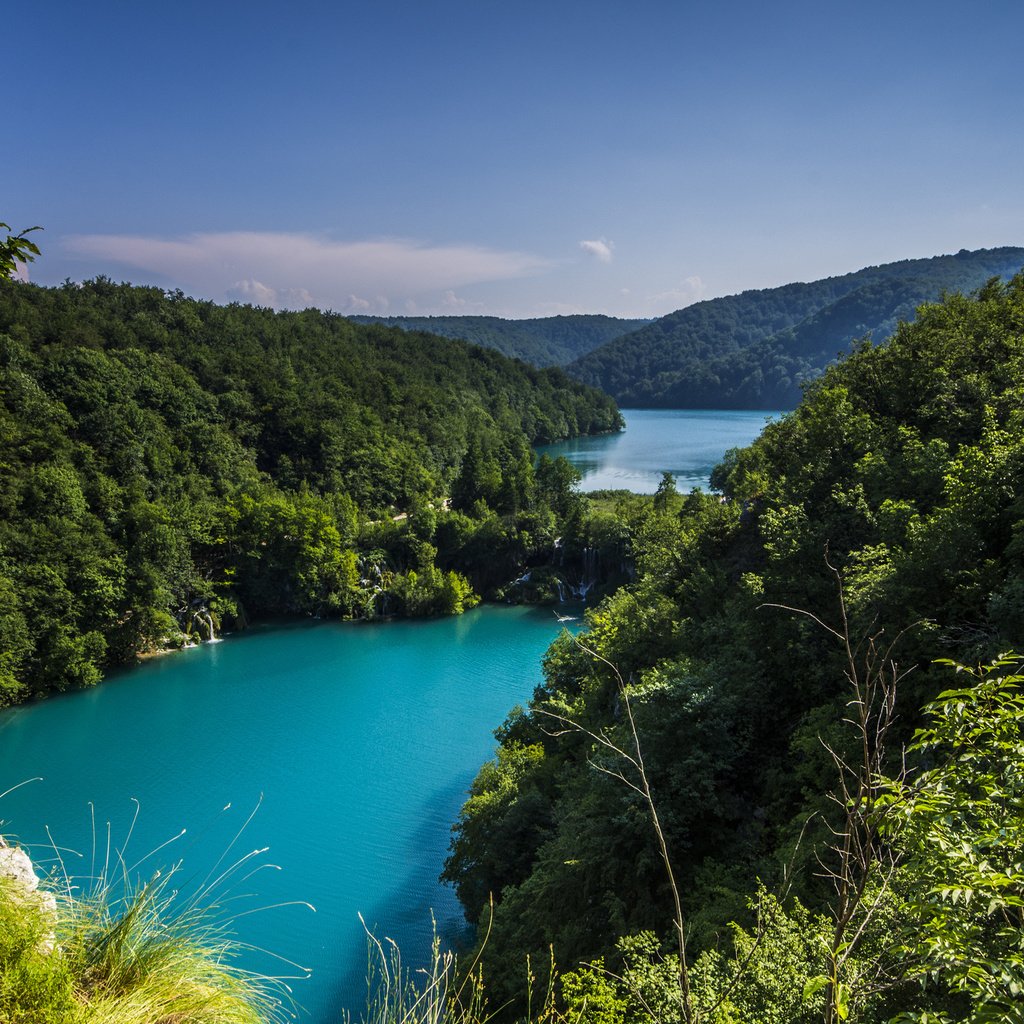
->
[0,798,301,1024]
[60,866,282,1024]
[355,909,572,1024]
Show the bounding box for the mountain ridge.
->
[567,246,1024,408]
[347,313,650,367]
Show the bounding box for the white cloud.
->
[648,275,707,312]
[62,231,550,312]
[227,279,278,306]
[440,289,488,312]
[283,286,316,308]
[579,238,614,263]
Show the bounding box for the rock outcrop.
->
[0,837,57,951]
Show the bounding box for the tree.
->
[652,471,680,512]
[880,655,1024,1022]
[0,223,41,280]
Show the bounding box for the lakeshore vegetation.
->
[0,277,620,706]
[444,273,1024,1022]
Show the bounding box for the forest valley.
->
[3,254,1024,1023]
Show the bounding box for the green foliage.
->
[881,656,1024,1022]
[553,890,867,1024]
[0,877,74,1024]
[447,275,1024,1014]
[0,278,621,703]
[0,861,275,1024]
[570,247,1024,408]
[0,224,41,282]
[559,957,629,1023]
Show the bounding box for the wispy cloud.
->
[648,275,707,312]
[579,238,614,263]
[62,231,550,312]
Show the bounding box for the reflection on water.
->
[539,408,786,493]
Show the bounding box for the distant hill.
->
[347,314,650,366]
[567,247,1024,408]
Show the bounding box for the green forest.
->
[568,247,1024,408]
[444,274,1024,1023]
[0,277,620,706]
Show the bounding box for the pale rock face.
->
[0,839,58,952]
[0,844,41,892]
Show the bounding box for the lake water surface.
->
[0,609,567,1023]
[539,408,784,493]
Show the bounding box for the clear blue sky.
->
[8,0,1024,318]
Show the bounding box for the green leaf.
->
[835,981,851,1020]
[802,975,829,1002]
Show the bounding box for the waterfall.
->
[577,546,598,599]
[558,546,599,602]
[186,604,220,644]
[202,611,221,643]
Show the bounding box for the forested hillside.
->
[447,275,1024,1021]
[348,313,649,366]
[569,246,1024,407]
[0,278,621,706]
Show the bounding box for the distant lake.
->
[539,408,786,493]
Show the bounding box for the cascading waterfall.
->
[184,603,220,644]
[579,545,598,598]
[555,546,600,602]
[201,611,219,642]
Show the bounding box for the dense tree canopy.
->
[446,275,1024,1019]
[0,278,621,704]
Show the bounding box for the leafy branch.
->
[762,556,918,1023]
[0,222,41,280]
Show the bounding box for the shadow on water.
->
[323,777,478,1023]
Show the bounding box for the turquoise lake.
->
[539,408,784,493]
[0,609,568,1023]
[0,407,784,1021]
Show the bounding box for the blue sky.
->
[8,0,1024,318]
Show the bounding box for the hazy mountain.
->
[347,314,650,367]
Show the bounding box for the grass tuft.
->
[0,816,292,1024]
[61,868,280,1024]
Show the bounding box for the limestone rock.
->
[0,838,57,953]
[0,842,41,892]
